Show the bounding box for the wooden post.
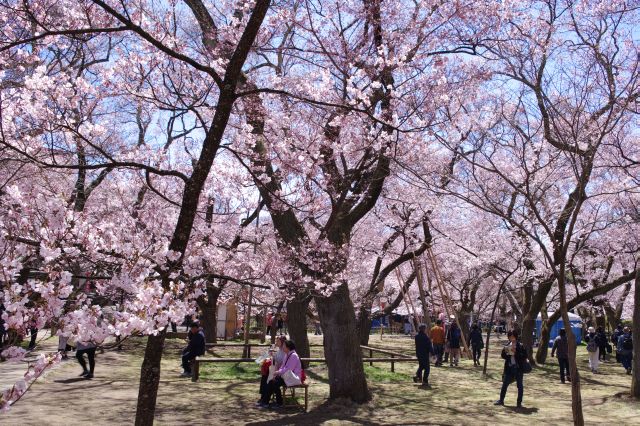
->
[413,256,431,328]
[391,354,395,372]
[242,285,253,358]
[369,349,373,366]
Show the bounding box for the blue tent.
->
[536,312,583,347]
[371,315,389,329]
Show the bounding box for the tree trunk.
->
[287,296,311,368]
[521,278,554,364]
[631,267,640,398]
[197,285,221,344]
[135,330,166,426]
[356,304,373,346]
[535,321,552,364]
[315,282,370,402]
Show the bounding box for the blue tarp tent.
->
[536,312,583,347]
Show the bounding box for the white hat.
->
[588,326,595,333]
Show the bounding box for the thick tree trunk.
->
[287,296,311,368]
[135,330,166,426]
[632,268,640,398]
[315,282,370,402]
[197,285,221,344]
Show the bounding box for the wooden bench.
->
[280,383,309,412]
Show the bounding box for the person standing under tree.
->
[551,328,570,383]
[596,327,608,362]
[495,330,528,408]
[446,321,462,367]
[617,326,633,374]
[430,320,445,367]
[585,326,600,373]
[468,324,484,367]
[413,324,434,386]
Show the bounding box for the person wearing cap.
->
[181,322,206,377]
[551,328,570,383]
[584,326,600,373]
[414,324,434,386]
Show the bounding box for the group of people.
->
[415,322,634,408]
[265,312,287,336]
[551,324,634,386]
[417,318,483,370]
[257,336,304,409]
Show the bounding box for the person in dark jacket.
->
[595,327,608,361]
[446,321,462,367]
[181,323,206,377]
[551,328,570,383]
[495,329,528,408]
[617,327,633,374]
[413,324,434,386]
[612,324,624,362]
[468,324,484,366]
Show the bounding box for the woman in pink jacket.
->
[258,340,302,409]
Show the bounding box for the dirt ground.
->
[1,331,639,425]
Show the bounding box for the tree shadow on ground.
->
[244,400,378,426]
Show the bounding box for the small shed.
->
[536,312,583,347]
[216,301,238,340]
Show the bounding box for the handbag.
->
[282,369,302,387]
[521,360,532,374]
[267,364,276,383]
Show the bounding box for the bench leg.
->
[192,360,199,382]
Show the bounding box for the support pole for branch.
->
[412,256,431,329]
[425,248,472,360]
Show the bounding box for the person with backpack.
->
[495,329,528,408]
[617,326,633,374]
[585,326,600,373]
[551,328,570,383]
[612,324,624,363]
[595,327,608,362]
[414,324,434,386]
[447,321,462,367]
[468,323,484,367]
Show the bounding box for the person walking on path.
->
[612,324,624,362]
[551,328,570,383]
[430,320,445,366]
[595,327,608,361]
[495,330,528,408]
[181,323,206,377]
[617,326,633,374]
[468,324,484,367]
[585,326,600,373]
[414,324,434,386]
[76,340,97,379]
[446,321,462,367]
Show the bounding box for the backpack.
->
[450,328,461,346]
[622,336,633,351]
[586,338,598,353]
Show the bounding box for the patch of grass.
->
[364,364,412,383]
[198,362,260,381]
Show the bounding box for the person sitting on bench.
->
[258,340,302,409]
[181,322,205,377]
